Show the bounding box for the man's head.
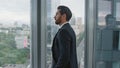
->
[54,5,72,25]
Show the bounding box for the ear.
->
[62,14,66,18]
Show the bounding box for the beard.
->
[55,21,60,25]
[55,18,62,25]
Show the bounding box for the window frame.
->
[85,0,97,68]
[31,0,47,68]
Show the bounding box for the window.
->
[113,62,120,68]
[46,0,85,68]
[95,0,120,68]
[116,2,120,50]
[116,2,120,21]
[113,31,119,50]
[0,0,31,68]
[98,0,111,27]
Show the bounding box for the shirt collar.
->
[59,22,68,29]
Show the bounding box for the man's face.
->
[54,9,62,25]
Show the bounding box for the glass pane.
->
[113,62,120,68]
[116,2,120,21]
[98,0,111,27]
[116,2,120,50]
[0,0,31,68]
[96,0,120,68]
[46,0,85,68]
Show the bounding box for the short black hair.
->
[57,5,72,21]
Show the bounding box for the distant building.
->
[15,36,29,49]
[71,17,84,36]
[0,28,9,33]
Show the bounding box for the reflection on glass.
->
[46,0,85,68]
[96,0,120,68]
[0,0,30,68]
[119,32,120,50]
[116,3,120,21]
[116,2,120,51]
[98,0,111,27]
[113,62,120,68]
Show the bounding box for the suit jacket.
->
[52,23,78,68]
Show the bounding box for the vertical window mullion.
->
[31,0,47,68]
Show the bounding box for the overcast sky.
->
[0,0,119,25]
[0,0,85,25]
[0,0,30,24]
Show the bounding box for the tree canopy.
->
[0,32,30,66]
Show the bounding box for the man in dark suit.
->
[52,5,78,68]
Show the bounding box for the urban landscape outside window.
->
[0,0,31,68]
